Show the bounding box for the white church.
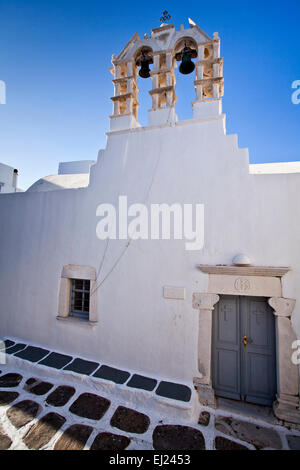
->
[1,20,300,425]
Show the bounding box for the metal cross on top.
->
[160,10,171,23]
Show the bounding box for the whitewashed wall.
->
[0,114,299,383]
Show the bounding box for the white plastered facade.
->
[0,22,299,423]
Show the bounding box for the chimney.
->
[13,169,18,192]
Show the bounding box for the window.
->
[57,265,97,324]
[70,279,90,319]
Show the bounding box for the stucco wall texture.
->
[0,114,299,385]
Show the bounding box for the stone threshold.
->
[216,398,282,427]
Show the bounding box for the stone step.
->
[2,337,198,422]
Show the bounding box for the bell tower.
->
[109,19,224,132]
[192,31,224,119]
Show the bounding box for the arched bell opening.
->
[174,37,198,75]
[173,37,198,120]
[134,47,153,126]
[135,46,154,79]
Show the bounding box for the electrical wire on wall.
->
[90,105,175,297]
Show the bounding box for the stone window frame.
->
[57,265,98,326]
[192,265,300,425]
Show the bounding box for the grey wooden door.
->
[212,296,276,406]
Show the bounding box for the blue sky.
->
[0,0,299,190]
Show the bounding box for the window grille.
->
[70,279,90,319]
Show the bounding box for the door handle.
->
[243,335,253,348]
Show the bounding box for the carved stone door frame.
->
[193,265,300,425]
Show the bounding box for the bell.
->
[139,59,151,79]
[137,52,153,79]
[179,49,196,75]
[175,44,197,75]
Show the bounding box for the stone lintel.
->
[197,265,291,277]
[207,274,282,298]
[62,265,96,281]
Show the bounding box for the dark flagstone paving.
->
[0,391,19,406]
[29,381,53,396]
[215,416,282,450]
[54,424,93,450]
[69,393,110,420]
[25,378,38,388]
[0,373,23,388]
[0,337,299,451]
[93,365,130,384]
[0,366,299,450]
[5,344,27,355]
[39,352,73,369]
[23,412,66,450]
[90,432,131,451]
[155,381,191,402]
[110,406,150,434]
[15,346,50,363]
[7,400,40,428]
[153,425,206,450]
[127,374,157,391]
[63,358,99,375]
[215,436,248,451]
[46,385,76,407]
[0,340,15,351]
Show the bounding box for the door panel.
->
[214,349,240,399]
[212,295,276,406]
[245,353,275,405]
[241,297,276,406]
[212,296,241,400]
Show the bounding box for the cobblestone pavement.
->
[1,369,300,450]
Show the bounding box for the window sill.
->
[56,315,98,327]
